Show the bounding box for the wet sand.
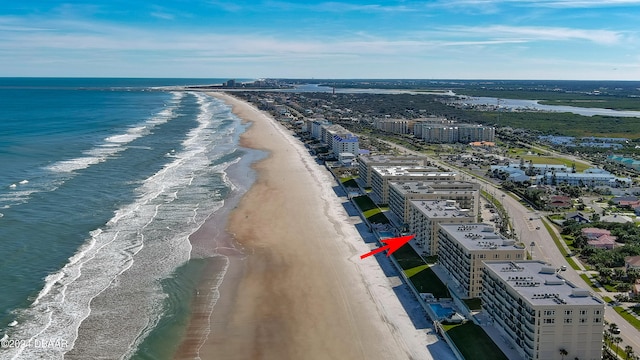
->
[177,92,433,360]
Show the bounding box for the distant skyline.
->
[1,1,640,80]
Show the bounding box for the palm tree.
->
[614,337,623,355]
[609,323,619,333]
[560,348,568,360]
[625,345,634,360]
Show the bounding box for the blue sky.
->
[1,1,639,79]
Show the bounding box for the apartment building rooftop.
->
[439,223,521,252]
[484,260,603,306]
[372,165,451,177]
[358,154,427,164]
[391,180,475,194]
[410,199,473,219]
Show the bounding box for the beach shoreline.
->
[176,91,442,360]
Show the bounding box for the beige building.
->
[371,166,458,204]
[388,181,480,223]
[482,261,605,360]
[409,200,475,256]
[357,155,430,188]
[415,123,496,144]
[438,223,526,298]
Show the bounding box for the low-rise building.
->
[482,260,605,360]
[437,224,526,298]
[582,227,618,249]
[536,168,631,188]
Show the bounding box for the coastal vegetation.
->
[442,322,508,360]
[455,89,640,111]
[476,111,640,139]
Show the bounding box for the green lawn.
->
[351,195,390,224]
[341,178,359,188]
[613,306,640,331]
[391,244,449,297]
[393,244,427,270]
[462,298,483,311]
[519,155,590,172]
[408,265,450,298]
[363,208,382,218]
[368,212,391,224]
[443,322,509,360]
[352,195,378,212]
[404,264,429,278]
[579,273,601,292]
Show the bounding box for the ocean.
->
[0,78,257,359]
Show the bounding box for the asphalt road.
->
[483,180,640,355]
[379,139,640,354]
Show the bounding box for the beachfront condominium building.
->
[357,155,430,188]
[437,223,526,298]
[482,261,605,360]
[308,121,359,157]
[331,133,359,157]
[388,181,480,224]
[409,200,475,255]
[370,166,458,205]
[320,124,347,150]
[309,119,330,139]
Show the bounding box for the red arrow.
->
[360,234,415,259]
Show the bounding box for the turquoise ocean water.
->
[0,78,254,359]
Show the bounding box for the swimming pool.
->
[429,303,455,319]
[378,231,396,239]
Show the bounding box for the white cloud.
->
[444,25,624,45]
[432,0,640,8]
[150,12,175,20]
[263,1,414,13]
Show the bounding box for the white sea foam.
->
[46,92,184,175]
[2,93,243,359]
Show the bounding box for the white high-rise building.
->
[388,181,479,224]
[370,166,458,204]
[408,200,474,255]
[482,261,605,360]
[437,223,526,298]
[357,155,429,188]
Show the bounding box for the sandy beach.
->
[177,92,442,360]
